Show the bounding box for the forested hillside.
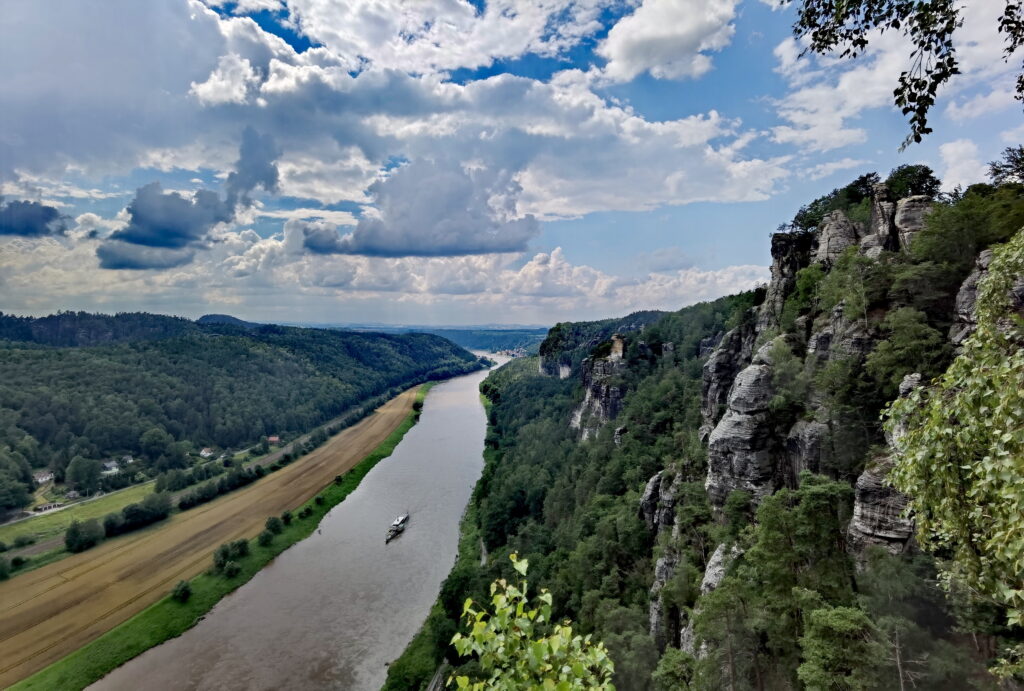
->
[0,313,482,511]
[386,163,1024,690]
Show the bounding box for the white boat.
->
[386,513,409,543]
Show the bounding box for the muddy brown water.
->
[90,356,508,691]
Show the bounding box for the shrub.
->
[281,510,292,526]
[265,516,284,534]
[223,561,241,578]
[258,530,274,547]
[0,557,8,580]
[213,544,231,572]
[254,465,266,478]
[334,474,344,485]
[230,539,249,559]
[171,580,192,603]
[13,534,35,548]
[0,540,7,552]
[11,555,27,568]
[65,519,104,553]
[103,512,125,537]
[315,495,325,506]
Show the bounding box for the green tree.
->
[797,606,883,690]
[887,227,1024,677]
[865,307,949,400]
[65,456,101,495]
[0,470,31,511]
[265,516,284,534]
[989,145,1024,185]
[64,518,104,553]
[783,1,1023,147]
[652,647,696,690]
[450,554,615,690]
[885,164,942,199]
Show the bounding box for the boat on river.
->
[386,513,409,543]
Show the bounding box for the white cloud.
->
[802,158,870,180]
[282,0,611,74]
[939,139,989,191]
[190,53,260,105]
[596,0,737,82]
[946,86,1017,121]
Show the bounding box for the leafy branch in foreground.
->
[887,226,1024,677]
[450,554,615,690]
[783,0,1024,148]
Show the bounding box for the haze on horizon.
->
[1,0,1019,326]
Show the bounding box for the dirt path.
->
[0,388,418,688]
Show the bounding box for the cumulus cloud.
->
[0,199,69,236]
[597,0,737,82]
[303,159,540,256]
[190,53,260,105]
[939,139,989,191]
[97,127,280,269]
[281,0,610,74]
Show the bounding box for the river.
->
[91,355,508,691]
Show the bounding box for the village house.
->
[267,435,281,444]
[200,447,215,458]
[33,470,54,484]
[101,460,120,475]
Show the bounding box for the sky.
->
[0,0,1021,326]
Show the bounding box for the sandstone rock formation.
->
[814,210,860,265]
[893,195,933,249]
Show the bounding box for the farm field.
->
[0,387,417,688]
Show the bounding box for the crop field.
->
[0,388,417,688]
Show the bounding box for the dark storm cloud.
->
[0,198,69,236]
[302,159,539,257]
[224,126,281,210]
[96,241,195,270]
[97,128,280,270]
[107,183,231,249]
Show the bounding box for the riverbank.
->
[1,386,425,689]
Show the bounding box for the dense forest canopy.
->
[0,312,481,511]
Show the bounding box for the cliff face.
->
[700,183,931,525]
[570,335,628,440]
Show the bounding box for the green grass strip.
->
[13,384,433,691]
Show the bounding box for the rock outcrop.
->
[640,469,683,533]
[757,232,816,334]
[705,338,785,509]
[680,543,742,656]
[814,210,860,265]
[893,195,933,249]
[570,335,627,440]
[847,456,915,557]
[643,468,687,650]
[700,322,756,442]
[847,373,920,559]
[785,419,831,480]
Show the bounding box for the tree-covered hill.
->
[0,314,482,512]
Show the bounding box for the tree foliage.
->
[450,555,615,690]
[887,226,1024,676]
[784,0,1023,147]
